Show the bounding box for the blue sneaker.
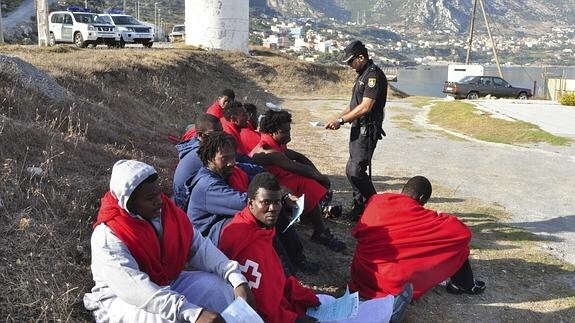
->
[390,283,413,323]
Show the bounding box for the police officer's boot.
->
[346,198,365,222]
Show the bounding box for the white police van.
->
[97,11,154,48]
[48,7,120,48]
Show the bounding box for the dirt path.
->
[4,0,57,30]
[281,96,575,322]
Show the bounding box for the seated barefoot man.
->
[84,160,254,322]
[251,109,345,252]
[351,176,485,300]
[219,172,402,323]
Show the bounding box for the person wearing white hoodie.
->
[83,159,254,323]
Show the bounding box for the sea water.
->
[394,65,575,98]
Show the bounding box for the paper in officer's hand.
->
[221,297,263,323]
[282,194,305,233]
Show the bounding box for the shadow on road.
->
[510,215,575,234]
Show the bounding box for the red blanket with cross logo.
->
[218,207,319,322]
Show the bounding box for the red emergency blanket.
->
[252,133,326,215]
[221,118,249,156]
[219,207,319,322]
[350,193,471,299]
[94,192,193,286]
[206,101,224,119]
[239,124,261,154]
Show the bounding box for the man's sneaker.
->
[322,204,342,219]
[446,279,486,295]
[295,259,320,274]
[390,283,413,323]
[311,228,346,252]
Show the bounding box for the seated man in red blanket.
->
[351,176,486,300]
[221,102,251,157]
[239,103,262,153]
[207,88,235,119]
[219,172,399,323]
[250,109,345,252]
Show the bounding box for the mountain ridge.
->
[252,0,574,36]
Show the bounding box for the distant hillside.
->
[253,0,575,36]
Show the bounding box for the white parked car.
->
[169,24,185,42]
[97,13,154,48]
[48,8,120,48]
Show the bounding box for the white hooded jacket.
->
[83,160,246,322]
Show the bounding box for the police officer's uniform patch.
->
[368,78,377,88]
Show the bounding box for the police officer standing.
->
[325,40,387,220]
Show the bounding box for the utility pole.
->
[154,2,158,41]
[465,0,478,64]
[158,14,162,41]
[0,1,5,44]
[478,0,503,78]
[464,0,503,78]
[123,0,126,13]
[36,0,49,46]
[137,0,140,20]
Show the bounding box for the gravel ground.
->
[383,100,575,265]
[311,97,575,265]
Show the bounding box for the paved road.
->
[305,98,575,265]
[475,99,575,136]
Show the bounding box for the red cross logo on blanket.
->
[239,259,262,289]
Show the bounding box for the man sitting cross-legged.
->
[173,113,222,210]
[219,172,406,323]
[187,131,318,274]
[351,175,486,300]
[83,159,254,323]
[250,109,345,252]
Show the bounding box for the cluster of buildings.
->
[250,14,575,66]
[251,15,399,65]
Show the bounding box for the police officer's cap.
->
[342,40,367,64]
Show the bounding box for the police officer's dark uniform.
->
[344,41,387,215]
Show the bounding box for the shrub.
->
[559,92,575,106]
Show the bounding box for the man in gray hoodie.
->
[84,159,254,322]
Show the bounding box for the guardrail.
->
[382,66,398,82]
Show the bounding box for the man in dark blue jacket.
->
[173,114,222,210]
[187,132,318,274]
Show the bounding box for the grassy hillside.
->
[0,45,356,321]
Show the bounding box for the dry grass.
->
[0,46,350,321]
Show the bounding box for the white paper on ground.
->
[221,297,263,323]
[265,102,282,111]
[309,121,324,127]
[307,286,359,321]
[282,194,305,234]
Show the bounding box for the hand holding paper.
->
[282,194,305,234]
